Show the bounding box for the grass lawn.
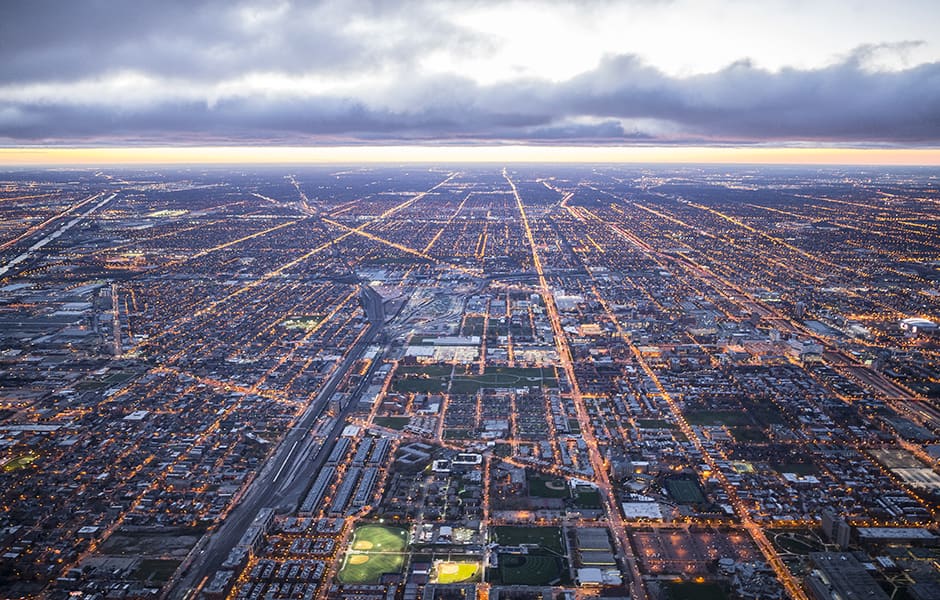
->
[772,462,818,475]
[774,534,823,555]
[683,410,752,426]
[572,486,603,509]
[490,366,555,378]
[392,376,448,393]
[498,554,564,585]
[666,582,728,600]
[768,529,824,556]
[492,526,565,555]
[338,524,409,584]
[76,369,140,390]
[396,365,454,377]
[730,426,766,442]
[391,365,453,393]
[373,416,410,430]
[636,419,677,429]
[450,374,529,393]
[451,367,557,394]
[391,365,557,394]
[745,401,787,426]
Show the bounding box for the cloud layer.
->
[1,0,939,145]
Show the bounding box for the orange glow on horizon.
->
[0,145,938,166]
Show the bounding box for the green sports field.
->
[337,524,409,584]
[431,560,481,584]
[497,553,564,585]
[2,454,36,472]
[665,477,706,504]
[492,526,565,554]
[526,472,570,499]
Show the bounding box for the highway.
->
[167,285,386,600]
[0,192,116,277]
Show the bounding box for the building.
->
[621,501,663,521]
[804,553,890,600]
[821,509,851,550]
[575,567,622,587]
[855,527,939,547]
[900,318,938,335]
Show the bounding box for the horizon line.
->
[1,145,940,167]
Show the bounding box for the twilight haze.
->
[1,0,940,163]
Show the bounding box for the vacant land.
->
[131,559,181,583]
[98,526,206,558]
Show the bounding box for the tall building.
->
[821,509,851,549]
[794,301,806,318]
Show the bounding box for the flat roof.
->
[0,424,61,432]
[856,527,937,540]
[621,502,663,520]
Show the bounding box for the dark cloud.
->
[0,0,479,83]
[0,1,938,145]
[549,53,940,142]
[4,52,938,145]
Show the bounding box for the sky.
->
[1,0,940,164]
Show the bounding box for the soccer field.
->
[665,478,705,504]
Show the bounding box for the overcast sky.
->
[2,0,939,147]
